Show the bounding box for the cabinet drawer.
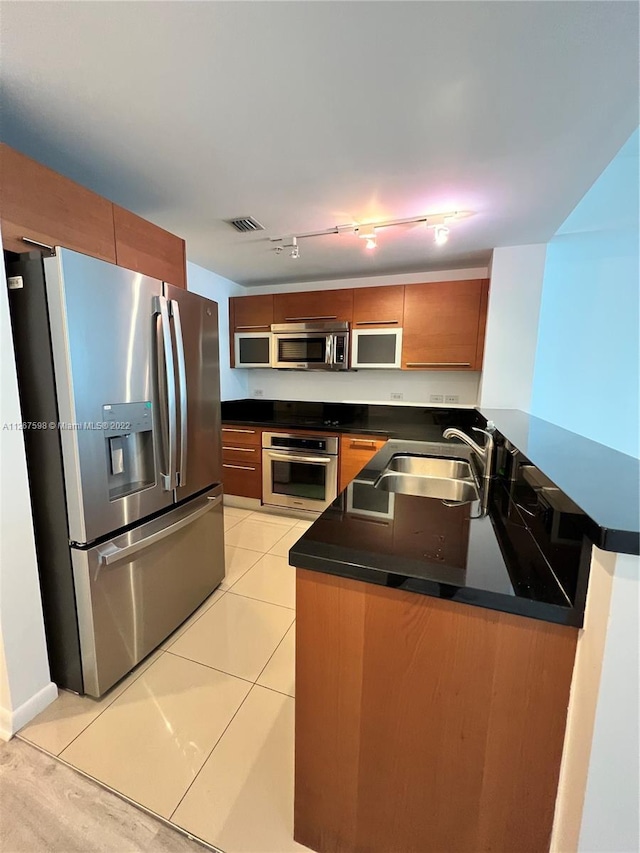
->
[223,445,260,462]
[339,434,388,492]
[221,425,262,446]
[222,461,262,499]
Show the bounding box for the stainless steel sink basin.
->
[385,455,474,480]
[374,454,479,502]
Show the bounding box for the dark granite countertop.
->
[222,399,639,556]
[290,438,591,628]
[480,409,639,555]
[221,399,482,440]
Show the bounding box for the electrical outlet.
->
[429,394,444,403]
[390,392,404,401]
[253,389,264,398]
[445,395,459,404]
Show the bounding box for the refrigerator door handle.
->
[97,494,223,567]
[171,299,188,488]
[154,295,177,490]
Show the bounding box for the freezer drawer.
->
[71,485,224,697]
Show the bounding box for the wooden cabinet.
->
[352,285,404,328]
[339,433,388,492]
[0,143,116,262]
[229,294,274,367]
[230,294,274,332]
[221,424,262,499]
[402,279,489,370]
[113,205,186,288]
[1,144,187,288]
[295,569,578,853]
[273,289,353,325]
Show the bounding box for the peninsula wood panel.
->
[295,569,578,853]
[113,205,186,288]
[273,289,354,324]
[352,285,405,327]
[0,143,116,262]
[402,278,488,370]
[339,434,388,492]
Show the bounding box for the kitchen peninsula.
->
[221,398,640,853]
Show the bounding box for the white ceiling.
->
[1,1,638,286]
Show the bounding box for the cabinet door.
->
[339,434,388,493]
[0,144,116,262]
[113,205,186,288]
[221,460,262,499]
[274,289,353,324]
[352,285,404,328]
[402,279,489,370]
[231,294,274,332]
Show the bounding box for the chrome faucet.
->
[442,426,495,486]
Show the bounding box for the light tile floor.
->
[18,506,317,853]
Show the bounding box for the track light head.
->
[434,225,449,246]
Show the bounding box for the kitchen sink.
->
[374,454,479,502]
[384,455,474,480]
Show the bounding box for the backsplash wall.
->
[245,368,480,406]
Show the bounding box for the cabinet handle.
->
[22,236,55,254]
[284,315,338,321]
[222,428,256,434]
[236,325,270,330]
[354,320,399,326]
[405,362,471,367]
[223,463,257,471]
[350,439,377,447]
[223,446,256,453]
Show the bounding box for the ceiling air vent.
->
[226,216,265,233]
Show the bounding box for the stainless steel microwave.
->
[234,332,272,368]
[271,322,349,370]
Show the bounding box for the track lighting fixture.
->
[271,210,472,258]
[434,225,449,245]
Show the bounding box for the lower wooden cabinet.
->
[294,569,578,853]
[221,424,262,499]
[339,434,388,492]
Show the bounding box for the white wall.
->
[578,552,639,852]
[0,240,57,739]
[244,266,488,406]
[479,244,547,410]
[186,261,249,401]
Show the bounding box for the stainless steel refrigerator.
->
[7,248,225,697]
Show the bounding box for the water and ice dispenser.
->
[103,402,155,500]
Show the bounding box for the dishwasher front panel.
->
[71,485,224,696]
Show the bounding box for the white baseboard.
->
[0,681,58,741]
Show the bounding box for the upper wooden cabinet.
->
[402,279,489,370]
[230,294,274,331]
[0,143,116,262]
[113,205,186,288]
[273,289,353,325]
[1,144,187,288]
[352,285,404,328]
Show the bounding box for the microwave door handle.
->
[326,334,333,366]
[153,295,177,490]
[268,452,333,464]
[171,299,188,488]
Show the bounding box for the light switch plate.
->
[445,395,459,404]
[430,394,444,403]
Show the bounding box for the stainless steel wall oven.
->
[262,432,339,512]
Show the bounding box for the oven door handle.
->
[267,452,333,465]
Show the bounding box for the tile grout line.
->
[164,649,257,687]
[224,587,296,612]
[253,619,296,688]
[17,737,223,853]
[169,682,259,824]
[162,589,228,651]
[19,647,171,758]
